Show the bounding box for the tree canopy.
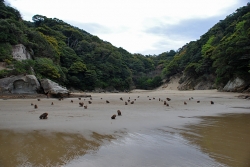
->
[0,0,249,91]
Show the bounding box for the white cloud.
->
[8,0,246,54]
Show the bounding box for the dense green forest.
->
[0,0,250,91]
[162,3,250,89]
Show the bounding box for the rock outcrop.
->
[40,79,69,97]
[177,77,195,90]
[12,44,31,61]
[0,75,40,94]
[223,77,247,92]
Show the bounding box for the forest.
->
[0,0,250,91]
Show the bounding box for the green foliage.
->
[0,1,22,20]
[1,1,250,92]
[201,35,215,57]
[0,69,11,78]
[12,59,35,75]
[136,75,162,90]
[34,58,61,80]
[0,43,12,61]
[69,61,87,74]
[162,3,250,88]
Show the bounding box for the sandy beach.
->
[0,89,250,166]
[0,89,249,134]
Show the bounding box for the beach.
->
[0,89,250,167]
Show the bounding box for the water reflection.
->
[181,113,250,167]
[66,130,226,167]
[0,130,114,167]
[1,113,249,167]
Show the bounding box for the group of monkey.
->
[32,95,214,120]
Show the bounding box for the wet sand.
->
[0,89,250,166]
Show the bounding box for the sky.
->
[6,0,249,55]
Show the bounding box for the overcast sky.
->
[6,0,249,55]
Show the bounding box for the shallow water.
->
[66,130,227,167]
[0,113,250,167]
[181,113,250,167]
[0,131,114,167]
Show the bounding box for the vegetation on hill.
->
[0,0,167,91]
[162,3,250,89]
[0,0,249,91]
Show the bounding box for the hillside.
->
[0,0,250,92]
[161,3,250,92]
[0,0,167,91]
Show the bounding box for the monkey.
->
[111,114,116,119]
[37,99,40,101]
[79,102,84,107]
[159,98,161,101]
[39,113,48,119]
[197,101,200,103]
[120,97,123,101]
[166,103,169,106]
[184,101,187,105]
[164,101,167,105]
[84,105,87,109]
[34,104,38,109]
[117,110,121,116]
[166,98,171,101]
[131,101,134,104]
[125,102,128,105]
[31,103,34,106]
[88,101,92,104]
[71,100,73,103]
[51,102,54,105]
[211,101,214,104]
[78,97,81,100]
[106,100,110,103]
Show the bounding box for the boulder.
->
[0,75,40,94]
[40,79,69,97]
[223,77,246,92]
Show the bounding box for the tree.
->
[34,58,60,80]
[69,61,87,74]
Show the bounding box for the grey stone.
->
[223,77,245,92]
[40,79,69,95]
[12,44,31,61]
[0,75,40,94]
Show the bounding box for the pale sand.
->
[0,89,249,137]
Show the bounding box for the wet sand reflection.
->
[0,130,115,167]
[1,113,249,167]
[181,113,250,167]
